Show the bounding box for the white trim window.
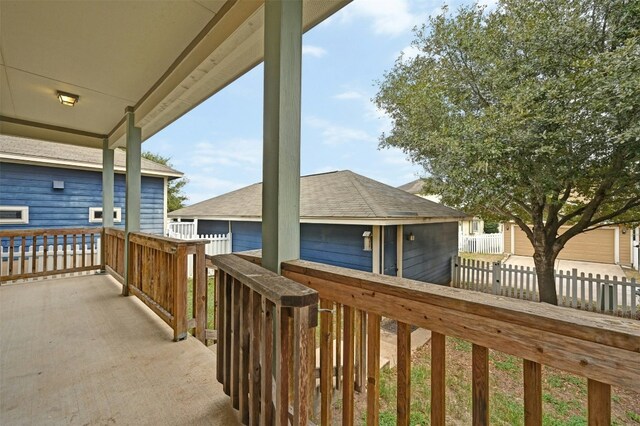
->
[0,206,29,224]
[89,207,122,223]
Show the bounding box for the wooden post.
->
[194,244,207,343]
[249,290,262,426]
[261,0,303,274]
[260,298,274,426]
[173,245,188,341]
[239,285,251,424]
[275,306,291,425]
[431,332,446,426]
[231,279,241,409]
[472,344,489,425]
[366,313,381,426]
[216,270,225,384]
[320,299,333,426]
[123,107,141,296]
[523,359,542,426]
[397,321,411,426]
[588,379,611,426]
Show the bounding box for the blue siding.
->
[225,221,372,272]
[402,222,458,285]
[231,221,262,252]
[198,220,229,235]
[301,224,372,272]
[0,162,166,234]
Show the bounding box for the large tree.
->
[375,0,640,304]
[141,152,189,212]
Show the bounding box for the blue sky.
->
[144,0,490,204]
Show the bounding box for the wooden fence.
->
[103,227,125,278]
[166,231,232,277]
[0,227,103,283]
[458,232,503,254]
[207,253,318,425]
[451,256,639,318]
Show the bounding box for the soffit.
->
[0,0,350,148]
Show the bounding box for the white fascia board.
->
[167,214,464,226]
[0,154,182,178]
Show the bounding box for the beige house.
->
[398,179,483,236]
[503,222,636,266]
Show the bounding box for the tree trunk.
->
[533,249,558,305]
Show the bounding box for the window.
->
[0,206,29,224]
[89,207,122,223]
[471,220,480,233]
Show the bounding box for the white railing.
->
[451,256,639,318]
[166,222,197,239]
[458,232,503,254]
[168,232,232,277]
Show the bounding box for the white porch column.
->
[102,139,115,228]
[123,107,142,296]
[261,0,303,274]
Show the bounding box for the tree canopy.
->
[375,0,640,303]
[142,151,188,212]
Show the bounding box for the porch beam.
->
[102,139,115,228]
[261,0,303,273]
[123,107,142,296]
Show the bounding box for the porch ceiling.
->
[0,0,349,148]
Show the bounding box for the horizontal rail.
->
[207,254,318,308]
[0,227,101,238]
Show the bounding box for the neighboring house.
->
[503,222,637,267]
[398,178,484,236]
[0,135,182,234]
[169,170,468,285]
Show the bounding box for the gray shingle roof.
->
[0,134,182,177]
[397,178,426,195]
[170,170,467,222]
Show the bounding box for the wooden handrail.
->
[236,252,639,425]
[0,227,101,238]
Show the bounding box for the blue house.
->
[0,135,182,234]
[169,170,468,285]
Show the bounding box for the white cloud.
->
[333,90,364,100]
[193,138,262,167]
[396,45,421,62]
[302,44,327,58]
[337,0,423,37]
[306,116,375,146]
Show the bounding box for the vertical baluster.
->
[90,233,95,267]
[20,236,26,275]
[355,309,363,392]
[8,236,14,277]
[293,305,311,426]
[397,321,411,426]
[239,285,251,424]
[72,234,77,270]
[275,305,291,426]
[342,305,355,426]
[260,298,273,426]
[53,235,59,272]
[431,332,446,426]
[320,299,333,426]
[366,312,381,426]
[472,344,489,425]
[81,234,86,268]
[62,235,68,271]
[194,246,207,343]
[43,234,48,274]
[231,279,241,409]
[588,379,611,425]
[523,359,542,426]
[223,274,232,395]
[249,290,262,426]
[335,302,342,391]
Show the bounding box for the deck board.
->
[0,274,240,425]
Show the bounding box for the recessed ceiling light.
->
[57,90,79,107]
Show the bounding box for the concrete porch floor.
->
[0,274,240,426]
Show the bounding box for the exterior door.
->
[383,225,397,276]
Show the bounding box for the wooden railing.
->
[103,227,125,278]
[0,227,103,283]
[102,228,208,342]
[207,254,318,426]
[237,253,639,426]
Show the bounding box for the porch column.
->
[262,0,303,273]
[123,107,142,296]
[102,139,115,228]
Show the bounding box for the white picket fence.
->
[1,242,101,277]
[458,233,503,254]
[451,256,639,318]
[168,232,232,277]
[167,222,197,239]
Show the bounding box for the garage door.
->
[512,227,615,264]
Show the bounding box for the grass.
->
[186,275,216,332]
[354,335,640,425]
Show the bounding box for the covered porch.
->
[0,273,239,425]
